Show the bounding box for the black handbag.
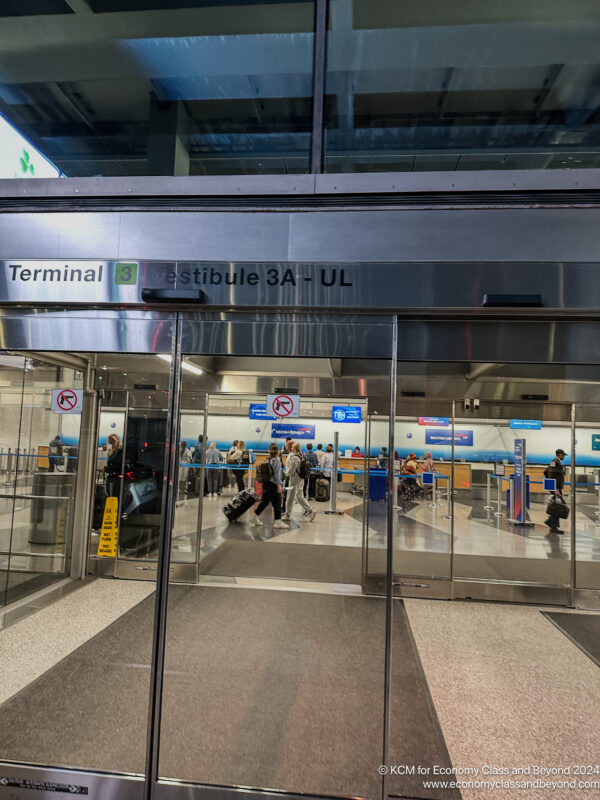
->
[546,498,569,519]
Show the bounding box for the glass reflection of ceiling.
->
[0,0,598,176]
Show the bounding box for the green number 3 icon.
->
[115,263,138,285]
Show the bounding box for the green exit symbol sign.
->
[115,262,138,285]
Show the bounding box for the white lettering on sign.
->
[51,389,83,414]
[267,393,300,418]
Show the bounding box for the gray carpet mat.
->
[0,586,458,800]
[199,540,364,585]
[543,612,600,667]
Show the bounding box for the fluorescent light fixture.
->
[156,354,203,375]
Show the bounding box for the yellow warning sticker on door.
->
[97,496,119,557]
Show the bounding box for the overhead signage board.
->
[510,419,542,430]
[425,430,474,447]
[249,403,276,420]
[592,434,600,451]
[332,406,362,423]
[0,260,556,311]
[267,393,300,418]
[51,388,83,414]
[271,423,315,440]
[418,417,449,427]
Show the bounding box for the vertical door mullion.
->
[569,402,577,606]
[194,396,209,582]
[310,0,328,173]
[114,391,129,573]
[361,401,369,582]
[450,400,456,596]
[381,317,398,800]
[144,316,182,800]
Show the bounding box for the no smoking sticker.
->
[51,388,83,414]
[267,393,300,418]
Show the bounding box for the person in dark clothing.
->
[304,442,318,499]
[545,448,567,534]
[105,434,123,498]
[252,444,289,529]
[48,434,62,472]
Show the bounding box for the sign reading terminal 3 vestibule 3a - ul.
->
[0,259,468,308]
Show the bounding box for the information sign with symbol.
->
[332,405,362,423]
[267,393,300,418]
[51,388,83,414]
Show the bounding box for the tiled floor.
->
[0,577,598,799]
[405,599,600,799]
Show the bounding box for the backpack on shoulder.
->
[257,461,272,483]
[298,457,311,480]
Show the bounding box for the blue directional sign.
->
[332,405,362,423]
[249,403,276,420]
[510,419,542,430]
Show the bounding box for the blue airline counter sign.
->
[249,403,276,420]
[332,406,362,423]
[271,423,315,440]
[425,430,474,446]
[510,419,542,430]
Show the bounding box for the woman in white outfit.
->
[320,444,335,494]
[283,443,316,522]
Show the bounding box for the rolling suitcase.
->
[222,489,259,522]
[315,478,330,502]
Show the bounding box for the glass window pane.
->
[0,352,168,779]
[325,0,600,172]
[392,408,453,582]
[160,354,391,796]
[0,1,315,177]
[452,404,572,585]
[1,358,85,606]
[575,408,600,590]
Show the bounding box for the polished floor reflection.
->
[111,478,600,587]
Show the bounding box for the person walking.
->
[283,443,316,522]
[252,444,289,529]
[280,438,294,513]
[545,448,567,534]
[205,442,223,496]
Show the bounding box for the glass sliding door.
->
[452,403,572,587]
[392,407,454,585]
[0,355,84,606]
[157,342,393,799]
[574,407,600,591]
